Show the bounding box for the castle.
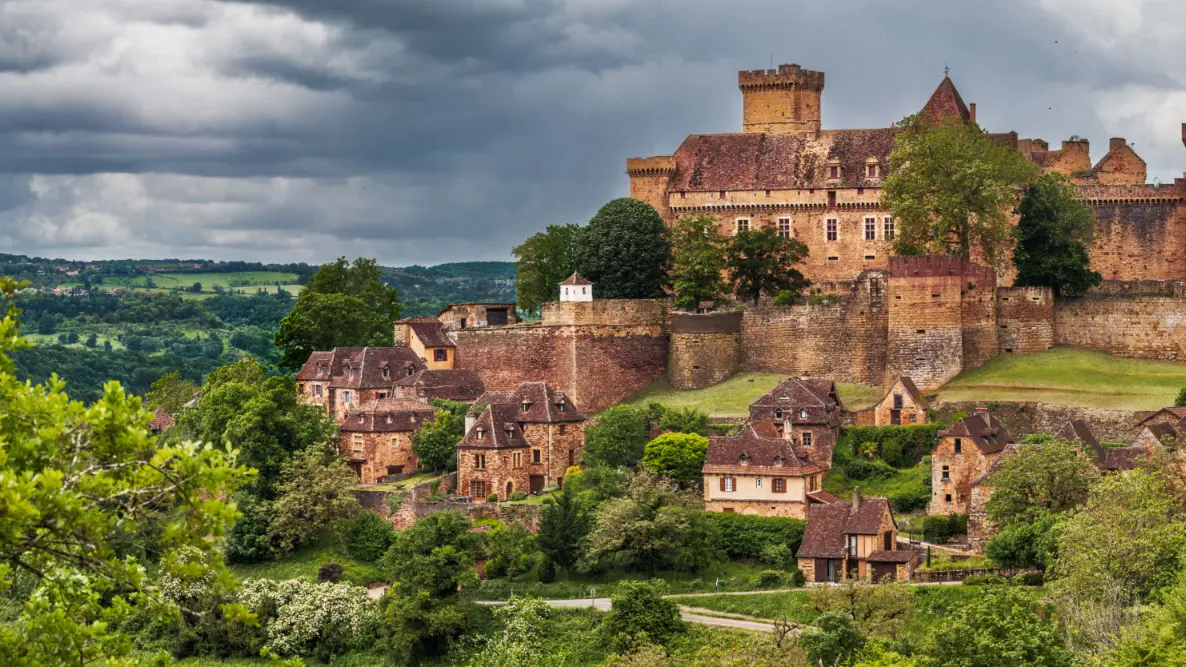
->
[626,63,1186,284]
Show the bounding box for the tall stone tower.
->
[738,63,824,137]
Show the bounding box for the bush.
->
[756,570,786,588]
[510,492,528,501]
[538,558,557,583]
[839,424,944,469]
[341,512,397,563]
[318,562,344,583]
[700,512,805,558]
[487,493,499,503]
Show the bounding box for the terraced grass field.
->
[935,346,1186,410]
[628,372,881,418]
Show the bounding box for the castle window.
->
[864,217,876,240]
[533,449,542,464]
[884,217,895,240]
[434,349,448,362]
[778,218,791,238]
[826,218,838,242]
[773,478,786,493]
[736,218,750,234]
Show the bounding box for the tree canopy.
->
[576,198,671,299]
[513,224,583,314]
[274,257,401,370]
[1013,173,1102,296]
[725,227,810,304]
[667,215,728,310]
[882,115,1039,266]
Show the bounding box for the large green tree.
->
[576,198,670,299]
[667,215,728,310]
[882,115,1039,266]
[0,277,251,665]
[1013,173,1103,296]
[513,224,583,314]
[725,228,810,304]
[274,257,401,370]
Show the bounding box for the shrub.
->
[318,562,344,583]
[603,580,686,651]
[487,493,499,503]
[756,570,786,588]
[510,492,528,501]
[538,558,557,583]
[700,512,805,558]
[342,512,397,562]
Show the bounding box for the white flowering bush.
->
[237,578,380,658]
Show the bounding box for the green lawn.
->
[628,372,881,418]
[935,346,1186,410]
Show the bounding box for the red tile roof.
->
[339,399,438,433]
[667,128,898,192]
[704,425,821,475]
[919,76,970,124]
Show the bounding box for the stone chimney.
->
[969,103,976,123]
[852,487,861,510]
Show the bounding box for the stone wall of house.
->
[668,311,743,389]
[931,401,1140,443]
[740,271,889,386]
[1054,293,1186,361]
[454,323,668,413]
[996,286,1055,354]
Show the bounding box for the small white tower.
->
[559,272,593,302]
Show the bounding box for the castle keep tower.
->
[739,63,824,137]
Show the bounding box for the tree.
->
[411,400,467,472]
[667,215,728,310]
[583,404,651,468]
[725,227,810,304]
[1013,173,1102,295]
[984,438,1099,527]
[576,198,670,299]
[921,586,1072,667]
[268,446,363,555]
[537,483,591,575]
[882,115,1040,266]
[0,277,250,665]
[145,369,199,415]
[602,580,686,651]
[274,257,401,370]
[641,432,709,487]
[513,224,583,314]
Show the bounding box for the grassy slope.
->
[935,346,1186,410]
[628,372,881,418]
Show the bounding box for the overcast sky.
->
[1,0,1184,266]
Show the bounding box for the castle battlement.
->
[738,64,825,92]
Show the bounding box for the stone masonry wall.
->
[740,271,888,386]
[454,324,668,413]
[1054,294,1186,361]
[996,286,1055,354]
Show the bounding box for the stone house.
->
[338,398,438,484]
[456,382,586,501]
[437,303,518,330]
[393,368,486,403]
[394,317,456,370]
[796,490,919,583]
[295,347,426,420]
[929,407,1012,516]
[872,377,929,427]
[702,425,828,519]
[747,377,842,468]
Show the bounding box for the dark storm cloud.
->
[0,0,1183,264]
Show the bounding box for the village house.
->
[746,377,842,468]
[702,425,829,518]
[437,302,518,330]
[796,489,918,583]
[929,407,1012,516]
[295,347,426,420]
[394,317,456,370]
[393,368,486,403]
[457,382,586,501]
[872,377,929,426]
[338,398,438,484]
